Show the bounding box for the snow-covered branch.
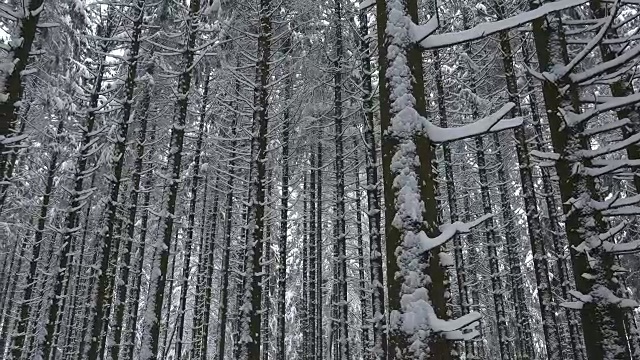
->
[420,213,493,252]
[417,0,588,49]
[423,103,521,143]
[358,0,376,10]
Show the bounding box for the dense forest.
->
[1,0,640,359]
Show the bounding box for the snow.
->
[560,301,584,310]
[578,132,640,159]
[410,17,438,44]
[420,214,493,252]
[423,103,521,143]
[603,240,640,255]
[430,311,482,333]
[417,0,588,49]
[567,93,640,128]
[358,0,376,10]
[570,41,640,84]
[569,290,593,303]
[439,252,455,267]
[530,150,560,160]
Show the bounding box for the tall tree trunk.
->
[11,118,64,358]
[376,0,458,358]
[301,173,309,359]
[530,2,632,358]
[277,37,292,360]
[147,0,202,356]
[0,0,44,181]
[191,173,219,360]
[316,139,324,360]
[175,72,210,360]
[333,1,349,358]
[89,2,146,357]
[521,42,583,360]
[358,6,386,358]
[43,13,115,355]
[432,48,472,358]
[123,71,156,360]
[353,140,372,360]
[237,0,271,357]
[216,118,240,360]
[308,149,317,360]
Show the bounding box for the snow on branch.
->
[590,193,640,211]
[582,118,630,137]
[530,150,560,160]
[602,206,640,216]
[431,311,482,334]
[419,213,493,252]
[603,239,640,255]
[570,41,640,85]
[417,0,588,49]
[572,221,640,255]
[398,289,482,340]
[564,93,640,128]
[583,162,635,177]
[358,0,376,10]
[423,103,521,143]
[577,132,640,159]
[559,287,639,309]
[410,17,438,45]
[443,321,481,341]
[553,0,619,79]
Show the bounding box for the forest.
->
[1,0,640,359]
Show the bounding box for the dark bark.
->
[89,2,146,357]
[148,0,202,355]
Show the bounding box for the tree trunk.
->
[358,4,387,359]
[175,71,210,360]
[277,36,292,360]
[0,0,44,180]
[89,2,146,356]
[530,2,632,358]
[333,1,350,358]
[11,117,64,359]
[148,0,202,355]
[308,148,317,360]
[237,0,271,357]
[216,118,240,360]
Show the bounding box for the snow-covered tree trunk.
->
[191,173,220,360]
[146,0,203,355]
[316,137,324,360]
[174,71,210,360]
[301,172,309,359]
[276,33,292,360]
[530,1,640,358]
[358,3,387,359]
[123,67,156,360]
[10,116,64,359]
[432,48,472,358]
[308,146,318,360]
[42,10,117,355]
[216,118,240,360]
[237,0,271,357]
[521,42,583,360]
[353,139,372,360]
[332,1,350,358]
[0,0,45,183]
[89,2,147,356]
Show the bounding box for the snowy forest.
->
[3,0,640,359]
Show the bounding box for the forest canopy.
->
[1,0,640,359]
